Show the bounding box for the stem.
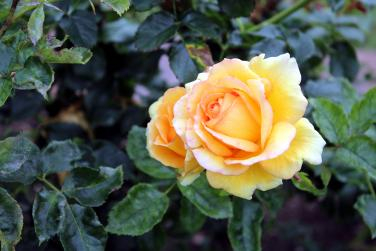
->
[37,177,61,193]
[172,0,177,17]
[248,0,313,32]
[164,183,176,195]
[0,0,20,38]
[365,172,376,198]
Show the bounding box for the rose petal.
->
[206,165,282,199]
[260,118,326,179]
[192,147,249,175]
[250,54,307,124]
[225,122,296,166]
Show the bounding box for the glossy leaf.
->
[63,166,123,207]
[178,175,233,219]
[182,11,221,39]
[14,57,54,98]
[32,189,65,244]
[134,11,177,52]
[106,183,169,236]
[0,41,15,75]
[335,136,376,181]
[292,172,329,197]
[218,0,255,17]
[133,0,162,11]
[310,98,349,144]
[0,136,40,184]
[0,187,23,251]
[59,10,98,48]
[286,30,316,64]
[102,0,131,15]
[354,195,376,239]
[349,87,376,134]
[304,78,358,113]
[41,140,81,175]
[28,5,44,45]
[126,126,175,179]
[330,41,359,81]
[59,203,107,251]
[228,199,263,251]
[0,78,12,107]
[39,47,92,64]
[179,198,206,233]
[169,43,199,83]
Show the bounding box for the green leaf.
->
[28,5,45,45]
[349,87,376,134]
[102,0,130,15]
[328,0,345,12]
[133,0,162,11]
[218,0,255,17]
[63,166,123,207]
[14,57,54,98]
[106,183,169,236]
[134,11,178,52]
[228,199,263,251]
[102,18,139,43]
[354,195,376,239]
[126,126,175,179]
[0,136,40,184]
[178,175,233,219]
[38,47,92,64]
[32,189,65,244]
[59,10,98,48]
[0,78,12,107]
[250,38,286,58]
[179,198,206,233]
[182,11,221,39]
[335,136,376,181]
[41,140,81,175]
[185,42,214,70]
[59,203,107,251]
[310,98,349,144]
[169,43,199,83]
[330,41,359,81]
[286,30,316,65]
[0,42,15,75]
[0,187,23,250]
[304,78,358,113]
[292,172,329,197]
[254,188,285,218]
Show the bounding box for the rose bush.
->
[1,0,376,250]
[147,54,326,199]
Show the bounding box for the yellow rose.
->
[147,87,202,184]
[172,54,326,199]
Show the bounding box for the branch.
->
[0,0,20,38]
[249,0,313,32]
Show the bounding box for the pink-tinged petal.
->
[192,148,249,175]
[225,122,296,166]
[206,165,282,199]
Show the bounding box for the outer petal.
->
[178,150,204,185]
[260,118,326,179]
[206,165,282,199]
[192,148,249,175]
[250,54,307,124]
[226,122,296,166]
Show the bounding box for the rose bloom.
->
[147,87,202,185]
[147,54,325,199]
